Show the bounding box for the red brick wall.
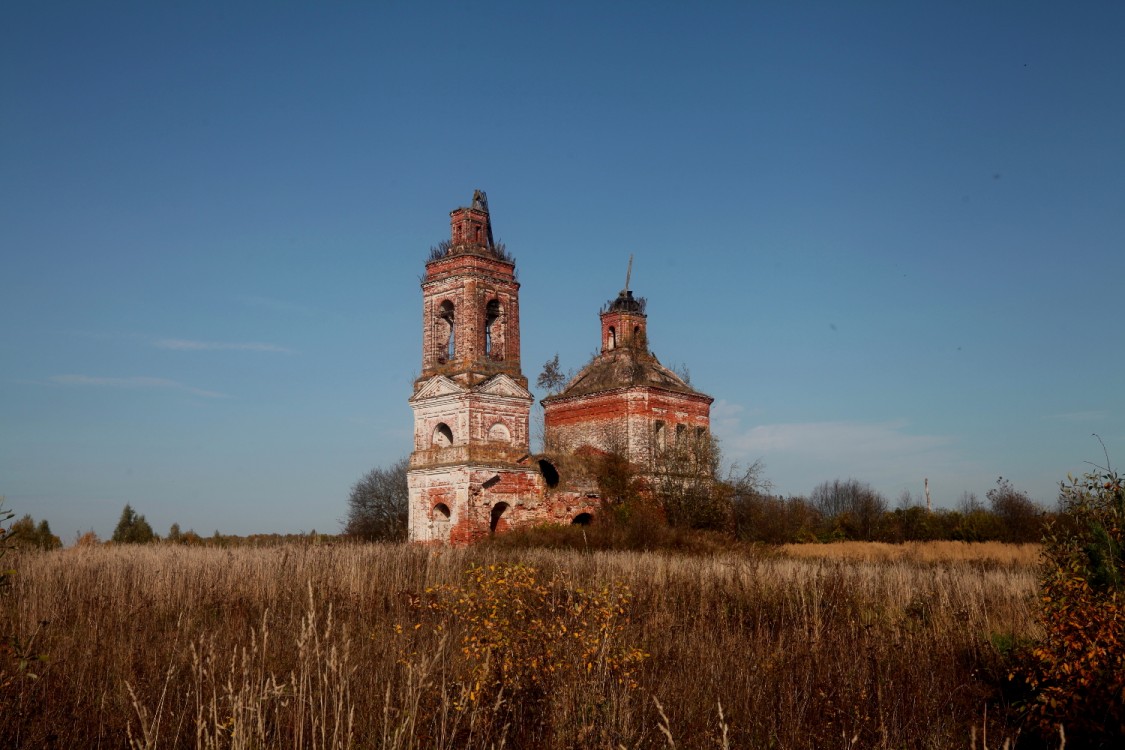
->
[419,253,524,387]
[600,310,647,352]
[412,466,598,545]
[544,387,712,467]
[449,206,490,247]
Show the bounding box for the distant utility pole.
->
[924,477,932,513]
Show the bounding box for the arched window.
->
[489,502,510,534]
[654,421,666,451]
[487,422,511,442]
[608,326,616,350]
[485,299,502,357]
[431,503,451,542]
[438,300,455,361]
[432,422,453,447]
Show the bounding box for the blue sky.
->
[2,2,1123,539]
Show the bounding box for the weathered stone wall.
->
[409,463,598,544]
[544,387,712,469]
[405,194,712,545]
[409,385,532,455]
[420,252,523,388]
[600,309,647,352]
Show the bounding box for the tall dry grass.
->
[1,543,1039,748]
[778,540,1042,567]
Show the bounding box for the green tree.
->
[536,353,567,394]
[343,458,409,541]
[111,504,155,544]
[8,515,61,550]
[986,476,1043,543]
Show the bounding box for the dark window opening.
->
[676,424,687,443]
[489,502,509,533]
[571,513,593,526]
[537,458,560,488]
[485,299,501,357]
[655,421,666,450]
[608,326,616,350]
[438,300,455,361]
[433,503,451,519]
[433,422,453,447]
[538,459,560,488]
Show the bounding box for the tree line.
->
[733,476,1046,544]
[342,435,1049,545]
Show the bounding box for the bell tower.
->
[417,189,526,389]
[407,191,539,544]
[600,290,648,353]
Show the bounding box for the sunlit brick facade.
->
[406,191,711,543]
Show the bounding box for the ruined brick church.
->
[407,191,713,543]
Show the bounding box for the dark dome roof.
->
[545,347,703,401]
[602,290,646,315]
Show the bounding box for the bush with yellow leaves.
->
[411,562,646,743]
[1019,469,1125,742]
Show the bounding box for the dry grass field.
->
[777,540,1042,566]
[1,542,1040,749]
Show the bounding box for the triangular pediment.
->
[474,373,533,400]
[410,375,468,402]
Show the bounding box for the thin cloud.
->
[730,420,952,460]
[711,399,759,432]
[712,405,974,498]
[50,374,228,399]
[154,338,294,354]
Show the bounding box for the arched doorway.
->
[432,503,451,542]
[489,502,510,534]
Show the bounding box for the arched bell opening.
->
[438,300,456,361]
[485,299,503,359]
